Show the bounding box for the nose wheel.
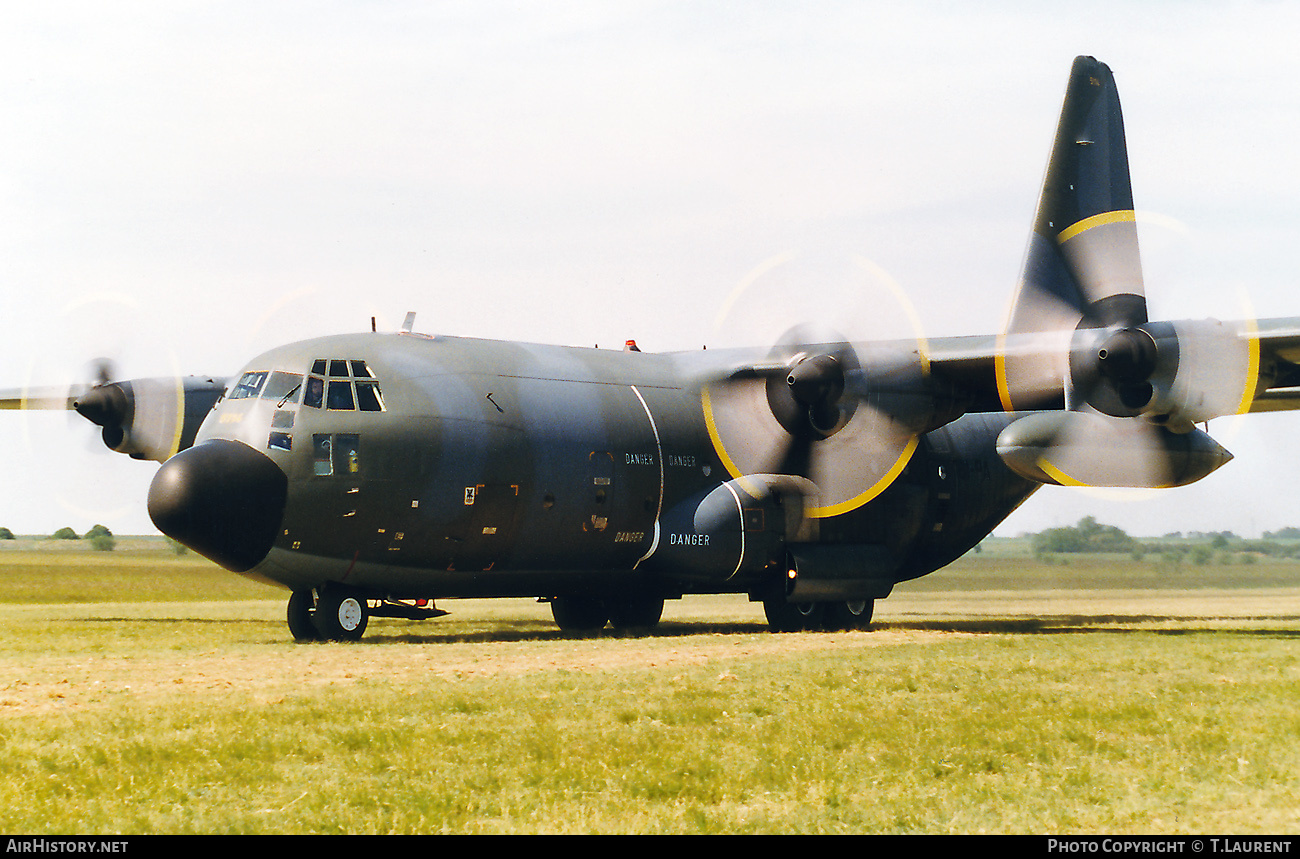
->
[287,587,369,642]
[287,590,320,641]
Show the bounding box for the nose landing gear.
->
[287,586,368,642]
[286,587,453,642]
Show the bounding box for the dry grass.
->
[2,546,1300,833]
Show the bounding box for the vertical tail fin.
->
[998,56,1148,410]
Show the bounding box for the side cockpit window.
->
[303,358,384,411]
[304,376,325,408]
[229,371,268,399]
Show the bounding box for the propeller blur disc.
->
[703,251,927,517]
[12,293,181,530]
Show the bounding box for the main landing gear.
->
[545,594,874,634]
[548,595,666,633]
[287,586,449,642]
[762,597,875,632]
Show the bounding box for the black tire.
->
[606,596,664,632]
[825,599,874,631]
[764,598,827,632]
[312,586,369,641]
[287,590,322,642]
[550,596,608,633]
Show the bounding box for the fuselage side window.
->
[312,434,333,475]
[334,433,361,474]
[311,433,362,477]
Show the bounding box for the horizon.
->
[5,520,1300,543]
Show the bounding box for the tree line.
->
[1030,516,1300,562]
[0,524,116,551]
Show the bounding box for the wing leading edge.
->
[923,317,1300,420]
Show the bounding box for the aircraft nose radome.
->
[148,439,288,572]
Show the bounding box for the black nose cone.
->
[148,439,288,572]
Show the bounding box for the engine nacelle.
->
[648,474,817,584]
[73,376,227,462]
[996,410,1233,488]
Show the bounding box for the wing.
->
[926,317,1300,419]
[0,386,80,411]
[1246,318,1300,412]
[1,376,228,462]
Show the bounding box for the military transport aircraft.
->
[6,56,1300,641]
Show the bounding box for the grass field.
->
[1,538,1299,834]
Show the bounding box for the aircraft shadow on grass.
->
[70,614,1300,642]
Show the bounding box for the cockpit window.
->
[303,358,385,411]
[327,380,355,410]
[304,376,325,409]
[355,380,384,411]
[260,371,303,404]
[229,371,268,399]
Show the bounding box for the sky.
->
[4,1,1300,538]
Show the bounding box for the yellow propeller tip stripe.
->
[1056,210,1137,244]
